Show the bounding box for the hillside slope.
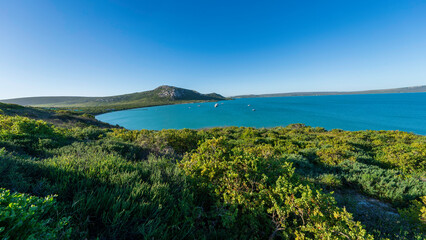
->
[1,86,226,114]
[0,103,115,128]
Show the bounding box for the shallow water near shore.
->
[97,92,426,135]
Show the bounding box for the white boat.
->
[214,103,218,107]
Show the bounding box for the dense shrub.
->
[399,196,426,232]
[0,188,71,239]
[69,126,108,140]
[0,114,425,239]
[376,140,426,173]
[317,174,343,188]
[0,115,66,156]
[181,138,372,239]
[0,115,59,138]
[158,129,202,154]
[54,140,149,162]
[338,160,426,206]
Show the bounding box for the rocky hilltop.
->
[157,85,185,99]
[154,85,224,101]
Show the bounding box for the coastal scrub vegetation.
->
[0,113,425,239]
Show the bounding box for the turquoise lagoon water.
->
[97,93,426,135]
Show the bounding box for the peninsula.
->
[0,85,226,114]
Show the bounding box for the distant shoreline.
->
[232,85,426,99]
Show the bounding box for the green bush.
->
[338,160,426,206]
[0,115,68,156]
[376,140,426,173]
[69,126,108,140]
[0,115,60,139]
[0,188,71,239]
[399,196,426,232]
[317,174,343,188]
[181,137,372,239]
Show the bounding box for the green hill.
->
[0,85,226,114]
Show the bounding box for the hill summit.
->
[153,85,224,101]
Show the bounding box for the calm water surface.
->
[97,93,426,135]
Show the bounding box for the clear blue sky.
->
[1,0,425,98]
